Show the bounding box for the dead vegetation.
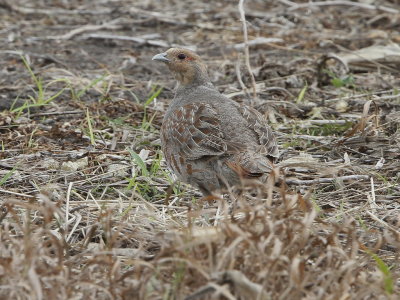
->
[0,0,400,299]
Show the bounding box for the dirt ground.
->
[1,0,400,299]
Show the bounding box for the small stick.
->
[238,0,257,99]
[323,89,395,104]
[285,1,399,14]
[30,110,83,117]
[83,33,169,48]
[367,177,379,213]
[0,189,35,198]
[309,120,348,125]
[235,59,248,93]
[66,213,82,243]
[285,175,369,185]
[367,211,400,234]
[65,182,73,234]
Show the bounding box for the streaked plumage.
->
[153,48,279,195]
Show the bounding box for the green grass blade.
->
[0,165,18,186]
[85,108,96,146]
[144,86,162,107]
[368,251,394,294]
[128,149,149,177]
[296,83,307,104]
[77,74,108,98]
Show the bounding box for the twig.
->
[61,23,122,40]
[367,177,379,213]
[332,43,400,74]
[34,19,124,40]
[324,89,395,104]
[284,1,399,14]
[325,205,367,221]
[65,182,73,234]
[0,189,35,198]
[309,120,348,125]
[238,0,257,99]
[4,4,112,15]
[30,110,83,117]
[83,33,169,48]
[263,87,295,98]
[277,0,297,5]
[235,59,248,93]
[232,37,284,50]
[366,211,400,234]
[280,134,328,142]
[66,213,81,242]
[1,50,69,68]
[285,175,369,185]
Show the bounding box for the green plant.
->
[296,83,307,104]
[0,164,18,186]
[76,74,108,100]
[128,149,149,177]
[171,262,187,297]
[85,108,96,145]
[367,250,394,295]
[27,128,38,148]
[323,69,355,88]
[12,55,67,113]
[141,85,162,130]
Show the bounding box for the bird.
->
[152,48,279,196]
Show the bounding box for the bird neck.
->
[174,63,211,88]
[176,80,214,96]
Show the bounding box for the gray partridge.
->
[153,48,279,196]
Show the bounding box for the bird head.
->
[152,48,210,86]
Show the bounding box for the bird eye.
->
[177,53,186,60]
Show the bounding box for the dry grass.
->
[1,183,399,299]
[1,0,400,299]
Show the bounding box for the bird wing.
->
[221,104,278,178]
[161,101,278,179]
[237,105,279,162]
[161,102,236,161]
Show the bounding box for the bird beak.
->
[152,52,170,63]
